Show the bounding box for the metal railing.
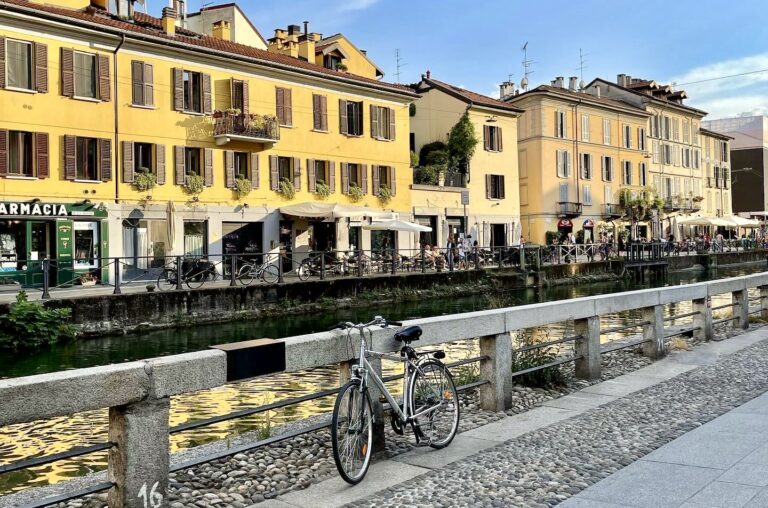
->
[557,201,583,217]
[602,203,622,218]
[213,112,280,142]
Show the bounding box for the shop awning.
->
[723,215,760,227]
[363,220,432,232]
[280,202,395,219]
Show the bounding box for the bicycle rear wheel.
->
[238,264,255,286]
[409,359,459,449]
[297,261,311,281]
[186,271,204,290]
[157,269,177,291]
[261,264,279,284]
[331,379,373,485]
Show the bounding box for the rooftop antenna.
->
[395,49,406,84]
[578,48,588,89]
[521,42,533,90]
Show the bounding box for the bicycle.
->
[328,316,460,484]
[237,258,279,285]
[157,257,218,290]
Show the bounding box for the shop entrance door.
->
[28,221,55,286]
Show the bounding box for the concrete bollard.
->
[479,333,513,412]
[733,288,750,330]
[761,285,768,320]
[692,297,713,342]
[108,398,170,508]
[641,305,665,359]
[574,316,601,380]
[338,359,386,455]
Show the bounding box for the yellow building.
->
[0,0,417,284]
[409,74,523,248]
[504,77,651,244]
[700,128,733,218]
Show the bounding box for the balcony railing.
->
[443,171,466,188]
[412,168,467,188]
[213,112,280,145]
[557,201,583,218]
[602,203,622,218]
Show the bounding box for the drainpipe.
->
[113,34,126,203]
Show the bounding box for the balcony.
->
[557,201,583,218]
[602,203,623,219]
[412,168,467,188]
[213,112,280,146]
[680,198,703,212]
[663,197,681,212]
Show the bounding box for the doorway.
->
[490,224,506,247]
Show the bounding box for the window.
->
[371,105,395,141]
[693,149,700,169]
[183,70,202,112]
[693,122,699,146]
[651,115,660,138]
[76,137,99,180]
[184,221,207,257]
[664,177,673,199]
[278,156,293,181]
[275,87,293,126]
[580,153,592,179]
[556,149,571,178]
[231,79,245,111]
[601,156,613,182]
[721,141,729,163]
[662,144,672,165]
[603,118,611,145]
[312,94,328,131]
[487,174,505,199]
[348,163,362,188]
[74,51,96,99]
[555,111,566,138]
[683,121,690,143]
[341,100,363,136]
[324,54,342,71]
[672,118,679,141]
[622,124,631,148]
[184,147,201,176]
[234,152,249,179]
[484,125,502,151]
[559,183,569,203]
[622,160,632,185]
[638,128,646,151]
[652,140,660,163]
[134,142,153,174]
[639,162,647,187]
[8,131,34,177]
[583,184,592,206]
[581,114,589,142]
[6,39,32,90]
[674,146,680,166]
[131,61,154,106]
[314,160,329,187]
[663,116,671,140]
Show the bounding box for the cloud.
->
[690,95,768,120]
[336,0,380,12]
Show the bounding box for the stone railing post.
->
[574,316,601,380]
[339,359,386,455]
[641,305,665,359]
[760,285,768,319]
[692,297,713,342]
[479,333,513,412]
[733,288,750,330]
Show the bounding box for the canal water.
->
[0,265,765,495]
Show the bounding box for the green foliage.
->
[545,231,559,245]
[279,177,295,199]
[419,141,448,167]
[184,173,204,195]
[620,186,663,220]
[409,103,416,117]
[452,353,480,387]
[315,180,331,199]
[234,176,252,198]
[134,168,156,192]
[424,149,449,167]
[348,183,364,202]
[377,184,393,204]
[511,329,566,388]
[447,112,479,168]
[414,165,443,185]
[575,229,585,244]
[410,150,419,168]
[0,292,76,351]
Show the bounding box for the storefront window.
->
[123,219,168,271]
[371,230,395,256]
[184,221,207,256]
[74,222,99,269]
[0,221,26,270]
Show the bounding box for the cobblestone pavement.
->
[346,329,768,508]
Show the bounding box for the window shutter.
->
[484,125,490,150]
[155,144,166,185]
[341,162,349,194]
[131,61,143,105]
[276,88,285,124]
[97,54,110,101]
[0,37,5,89]
[372,165,380,195]
[34,43,47,93]
[497,127,503,151]
[339,99,348,135]
[370,105,379,139]
[0,130,7,176]
[284,89,293,126]
[360,164,367,194]
[500,176,506,199]
[556,150,563,177]
[250,153,259,189]
[173,68,184,111]
[99,139,112,181]
[175,146,185,185]
[320,96,328,131]
[308,159,316,192]
[485,174,492,199]
[389,166,396,196]
[241,80,249,115]
[203,148,213,186]
[34,134,50,177]
[565,151,572,177]
[122,141,134,183]
[61,48,74,97]
[389,108,396,140]
[64,135,76,180]
[312,95,321,130]
[328,161,336,193]
[225,151,235,189]
[269,155,279,190]
[144,63,154,106]
[202,74,212,114]
[293,157,301,191]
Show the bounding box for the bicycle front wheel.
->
[297,262,311,281]
[331,379,373,485]
[409,359,460,449]
[157,269,177,291]
[186,272,204,290]
[238,264,255,286]
[261,264,279,284]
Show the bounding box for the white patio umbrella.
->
[671,216,681,241]
[363,220,432,233]
[166,201,176,252]
[678,216,713,227]
[724,215,760,228]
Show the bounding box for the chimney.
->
[595,85,601,98]
[499,81,516,100]
[298,23,315,62]
[554,76,564,88]
[426,70,431,79]
[617,73,627,87]
[303,21,309,34]
[211,20,231,41]
[161,7,177,36]
[90,0,108,9]
[568,76,578,91]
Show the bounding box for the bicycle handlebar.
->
[327,317,402,331]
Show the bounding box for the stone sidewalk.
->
[249,327,768,508]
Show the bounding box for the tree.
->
[447,111,479,172]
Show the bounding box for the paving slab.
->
[642,429,766,469]
[461,405,577,442]
[745,488,768,508]
[684,481,761,507]
[392,435,497,469]
[741,443,768,466]
[541,391,616,411]
[700,411,768,435]
[718,463,768,487]
[579,374,661,396]
[733,395,768,415]
[253,501,298,508]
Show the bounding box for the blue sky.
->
[149,0,768,119]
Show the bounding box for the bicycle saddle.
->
[394,325,422,343]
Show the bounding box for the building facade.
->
[0,0,416,286]
[699,128,733,218]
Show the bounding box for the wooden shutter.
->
[339,99,348,135]
[341,162,349,194]
[312,95,321,130]
[203,148,213,186]
[329,161,336,193]
[202,73,212,114]
[122,141,134,183]
[64,135,76,180]
[225,151,235,189]
[389,166,396,196]
[61,48,74,97]
[486,174,492,199]
[175,146,185,185]
[284,89,292,126]
[320,96,328,131]
[144,63,154,106]
[484,125,491,150]
[389,108,396,140]
[0,130,7,176]
[35,133,48,178]
[99,138,112,181]
[0,37,5,89]
[250,153,259,189]
[173,68,184,111]
[498,127,503,151]
[370,105,379,139]
[269,155,278,191]
[155,144,166,185]
[308,159,316,192]
[34,43,47,93]
[293,157,301,191]
[241,80,249,115]
[499,176,505,199]
[131,61,143,105]
[276,88,285,125]
[360,164,368,194]
[97,54,110,101]
[372,165,380,195]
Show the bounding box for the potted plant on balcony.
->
[235,176,252,199]
[184,173,204,197]
[377,184,393,205]
[315,180,331,199]
[134,167,156,193]
[336,63,348,72]
[348,183,364,203]
[279,177,296,199]
[79,273,97,286]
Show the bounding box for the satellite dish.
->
[521,76,529,90]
